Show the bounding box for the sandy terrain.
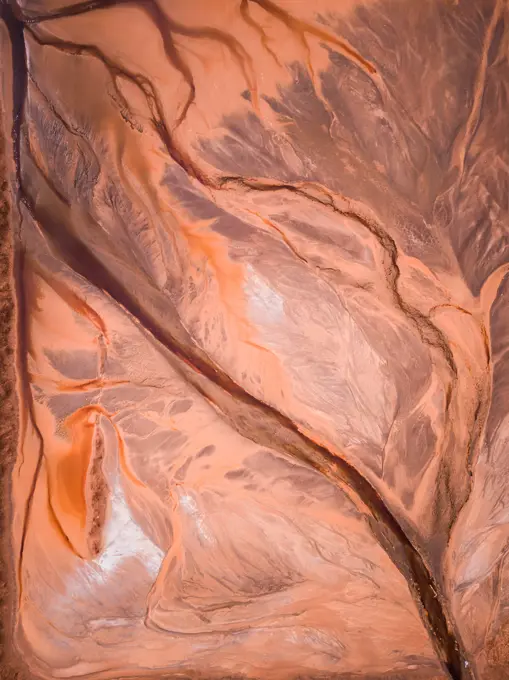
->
[1,1,509,678]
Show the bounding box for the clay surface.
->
[1,0,508,678]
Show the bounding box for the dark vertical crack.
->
[0,0,37,596]
[1,0,26,192]
[1,2,474,678]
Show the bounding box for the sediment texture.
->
[1,0,508,678]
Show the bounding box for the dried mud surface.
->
[1,0,509,679]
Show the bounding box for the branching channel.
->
[0,1,475,678]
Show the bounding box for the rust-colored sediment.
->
[2,0,509,679]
